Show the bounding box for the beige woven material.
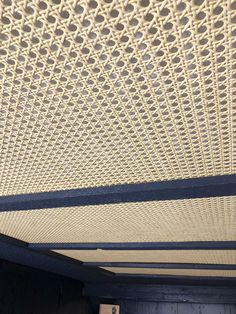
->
[54,250,236,265]
[0,196,235,243]
[0,0,235,195]
[101,267,236,277]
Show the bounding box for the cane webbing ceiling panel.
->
[54,250,236,265]
[101,267,236,277]
[0,0,235,195]
[0,196,235,243]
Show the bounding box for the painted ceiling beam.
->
[83,283,236,303]
[29,241,236,251]
[0,174,235,212]
[0,234,112,281]
[1,234,236,286]
[84,262,236,270]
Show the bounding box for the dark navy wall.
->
[119,300,236,314]
[0,258,92,314]
[1,258,235,314]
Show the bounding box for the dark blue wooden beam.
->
[29,241,236,251]
[83,283,236,303]
[0,234,113,281]
[84,262,236,270]
[112,273,236,286]
[117,274,236,281]
[1,234,236,286]
[0,174,235,212]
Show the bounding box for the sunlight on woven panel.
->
[101,267,236,277]
[54,250,236,265]
[0,196,235,243]
[0,0,235,194]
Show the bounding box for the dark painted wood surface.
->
[30,241,236,251]
[84,262,236,270]
[0,234,109,282]
[1,258,235,314]
[119,300,236,314]
[1,174,235,212]
[84,283,236,304]
[0,258,92,314]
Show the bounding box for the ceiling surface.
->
[0,0,235,195]
[0,0,235,281]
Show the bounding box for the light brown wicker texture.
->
[0,196,235,243]
[54,249,236,265]
[0,0,235,195]
[101,267,236,277]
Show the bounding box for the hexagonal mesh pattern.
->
[0,196,235,243]
[101,267,236,277]
[54,249,236,265]
[0,0,235,195]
